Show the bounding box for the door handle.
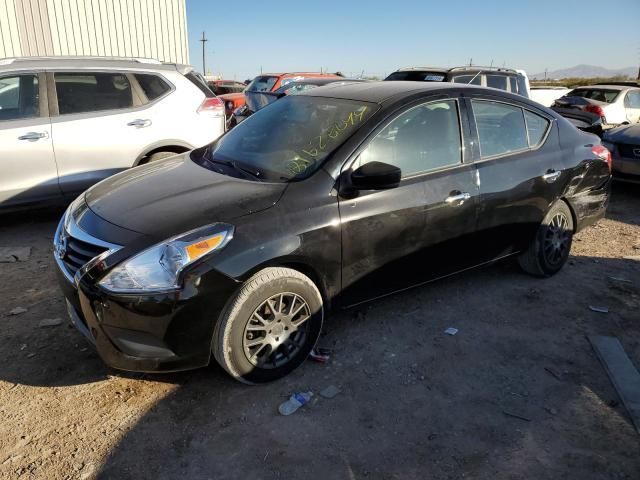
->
[445,191,471,206]
[18,131,48,141]
[542,170,561,183]
[127,119,152,128]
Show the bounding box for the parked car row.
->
[0,55,626,384]
[52,80,612,382]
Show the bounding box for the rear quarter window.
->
[524,110,550,147]
[185,72,214,98]
[135,74,172,102]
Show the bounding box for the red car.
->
[219,72,341,126]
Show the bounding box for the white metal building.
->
[0,0,189,63]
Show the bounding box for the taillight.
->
[584,104,605,119]
[197,97,224,114]
[592,144,612,173]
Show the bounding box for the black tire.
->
[212,267,323,384]
[518,201,574,277]
[147,151,177,163]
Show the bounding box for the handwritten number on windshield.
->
[302,106,369,158]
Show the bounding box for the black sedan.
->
[53,82,611,383]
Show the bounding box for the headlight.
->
[99,223,234,293]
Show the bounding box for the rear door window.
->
[356,100,462,177]
[472,100,528,157]
[0,74,39,121]
[54,72,133,115]
[486,75,508,91]
[135,74,171,102]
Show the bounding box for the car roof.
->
[573,85,638,91]
[300,80,476,103]
[260,72,340,78]
[283,77,364,87]
[394,66,519,75]
[0,56,191,73]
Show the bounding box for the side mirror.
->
[351,161,401,191]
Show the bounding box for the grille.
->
[61,236,108,278]
[618,143,640,158]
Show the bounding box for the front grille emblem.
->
[55,235,68,260]
[633,148,640,157]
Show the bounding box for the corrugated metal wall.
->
[0,0,189,63]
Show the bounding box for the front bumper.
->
[54,215,240,373]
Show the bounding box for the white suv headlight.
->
[99,223,234,293]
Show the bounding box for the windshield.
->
[385,71,447,82]
[567,89,620,104]
[194,95,377,182]
[246,76,279,92]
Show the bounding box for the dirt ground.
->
[1,183,639,480]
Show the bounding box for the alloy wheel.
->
[242,292,311,369]
[543,213,571,266]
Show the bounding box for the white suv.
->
[0,57,225,210]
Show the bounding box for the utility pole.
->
[199,32,208,75]
[544,68,548,81]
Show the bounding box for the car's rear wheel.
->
[212,267,323,384]
[518,201,574,277]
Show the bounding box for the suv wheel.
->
[518,201,574,277]
[212,267,323,384]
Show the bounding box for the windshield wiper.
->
[232,161,263,181]
[205,158,262,181]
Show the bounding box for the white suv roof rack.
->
[0,56,163,65]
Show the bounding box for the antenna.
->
[199,32,208,75]
[467,70,481,85]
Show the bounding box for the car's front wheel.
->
[518,201,574,277]
[212,267,323,384]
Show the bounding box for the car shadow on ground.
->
[88,253,640,479]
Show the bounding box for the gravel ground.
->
[0,183,639,480]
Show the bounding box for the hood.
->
[85,153,286,239]
[603,124,640,143]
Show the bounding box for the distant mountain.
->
[531,64,637,80]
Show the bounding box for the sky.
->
[186,0,640,80]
